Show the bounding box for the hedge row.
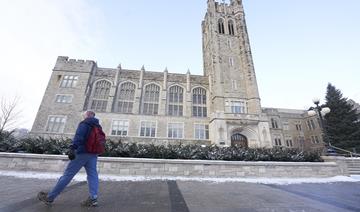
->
[0,134,323,162]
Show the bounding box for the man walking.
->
[38,111,102,207]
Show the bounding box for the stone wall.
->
[322,156,350,176]
[0,153,345,178]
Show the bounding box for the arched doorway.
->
[231,133,248,148]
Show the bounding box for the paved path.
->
[0,176,359,212]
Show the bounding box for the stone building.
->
[31,0,324,150]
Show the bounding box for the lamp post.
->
[307,97,331,145]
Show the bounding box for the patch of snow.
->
[350,175,360,180]
[0,170,359,185]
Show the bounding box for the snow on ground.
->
[0,170,359,185]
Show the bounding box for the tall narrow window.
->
[310,119,316,129]
[274,137,282,146]
[283,122,289,130]
[192,87,207,117]
[142,84,160,115]
[307,120,316,130]
[228,39,232,48]
[311,136,316,144]
[307,120,312,130]
[228,20,235,35]
[231,80,238,90]
[218,19,225,34]
[168,85,183,116]
[91,80,111,112]
[311,135,320,144]
[46,116,66,133]
[286,139,292,147]
[229,57,234,67]
[117,82,135,113]
[271,118,279,129]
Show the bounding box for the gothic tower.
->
[202,0,271,147]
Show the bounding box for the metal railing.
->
[327,142,360,157]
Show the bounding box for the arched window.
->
[228,20,235,35]
[116,82,136,113]
[218,19,225,34]
[168,85,184,116]
[192,87,207,117]
[91,80,111,112]
[142,84,160,115]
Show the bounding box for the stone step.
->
[348,166,360,168]
[349,172,360,175]
[345,163,360,166]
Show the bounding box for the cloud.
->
[0,0,105,129]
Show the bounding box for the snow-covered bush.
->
[0,137,323,162]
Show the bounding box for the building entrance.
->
[231,133,248,148]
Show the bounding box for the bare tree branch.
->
[0,96,22,135]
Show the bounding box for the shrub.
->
[0,136,323,162]
[0,132,22,152]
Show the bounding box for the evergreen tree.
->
[324,83,360,152]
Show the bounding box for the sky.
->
[0,0,359,129]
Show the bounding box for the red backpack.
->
[85,126,106,154]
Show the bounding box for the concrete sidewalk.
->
[0,176,359,212]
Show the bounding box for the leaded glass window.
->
[168,85,183,116]
[116,82,135,113]
[142,84,160,115]
[46,116,66,132]
[60,75,78,88]
[91,80,111,112]
[231,101,245,114]
[192,87,207,117]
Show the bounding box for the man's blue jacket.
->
[71,117,101,154]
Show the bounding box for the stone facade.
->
[30,0,323,150]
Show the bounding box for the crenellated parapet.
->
[207,0,244,15]
[53,56,96,73]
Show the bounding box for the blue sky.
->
[0,0,359,129]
